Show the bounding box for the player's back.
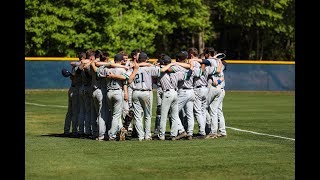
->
[106,67,126,90]
[132,66,159,90]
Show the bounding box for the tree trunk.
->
[260,40,264,60]
[286,39,291,50]
[163,35,168,52]
[198,31,205,55]
[191,33,195,48]
[247,32,253,60]
[256,29,260,60]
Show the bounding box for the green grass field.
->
[25,89,295,179]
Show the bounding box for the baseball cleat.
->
[108,137,116,141]
[217,134,227,138]
[158,135,165,140]
[175,131,187,140]
[170,136,176,141]
[197,134,206,139]
[96,136,105,141]
[205,134,218,139]
[186,135,192,140]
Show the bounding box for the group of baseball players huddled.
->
[62,47,227,141]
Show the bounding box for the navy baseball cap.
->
[138,52,149,61]
[61,68,71,77]
[114,53,124,62]
[162,55,171,64]
[176,51,187,61]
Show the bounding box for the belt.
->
[195,85,206,88]
[107,88,121,92]
[164,89,177,92]
[182,87,193,90]
[134,89,151,91]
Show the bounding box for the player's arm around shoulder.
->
[128,59,140,84]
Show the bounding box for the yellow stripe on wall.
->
[25,57,295,65]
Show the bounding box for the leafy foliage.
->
[25,0,295,60]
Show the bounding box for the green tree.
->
[213,0,294,60]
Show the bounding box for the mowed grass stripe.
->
[25,89,294,179]
[25,101,295,141]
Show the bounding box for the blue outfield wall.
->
[25,61,295,91]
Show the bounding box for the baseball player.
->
[87,50,108,140]
[187,47,209,138]
[77,51,93,138]
[94,51,111,139]
[62,58,82,137]
[153,55,164,136]
[122,50,140,133]
[153,53,175,136]
[97,53,130,141]
[169,51,199,140]
[201,47,223,139]
[157,55,190,140]
[95,52,130,140]
[79,49,102,140]
[127,52,159,141]
[208,54,227,137]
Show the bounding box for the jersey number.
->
[134,73,145,83]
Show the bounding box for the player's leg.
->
[185,90,195,139]
[83,86,92,137]
[205,86,214,127]
[205,86,219,137]
[154,87,162,135]
[122,91,130,122]
[107,90,124,140]
[205,110,211,134]
[127,86,134,131]
[92,88,103,140]
[142,91,153,140]
[207,89,221,139]
[63,87,73,136]
[71,86,80,136]
[90,89,98,139]
[158,90,174,140]
[77,86,85,136]
[193,87,207,137]
[100,87,108,138]
[132,91,145,141]
[170,90,186,140]
[217,89,227,137]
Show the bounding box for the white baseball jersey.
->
[159,70,186,90]
[98,67,128,90]
[170,64,200,89]
[193,61,208,87]
[130,66,160,90]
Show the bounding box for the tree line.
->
[25,0,294,60]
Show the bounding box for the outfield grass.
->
[25,89,295,179]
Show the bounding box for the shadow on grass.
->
[41,133,79,138]
[40,131,210,141]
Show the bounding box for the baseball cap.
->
[176,51,187,61]
[138,52,149,61]
[162,55,171,64]
[114,53,124,62]
[61,68,71,77]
